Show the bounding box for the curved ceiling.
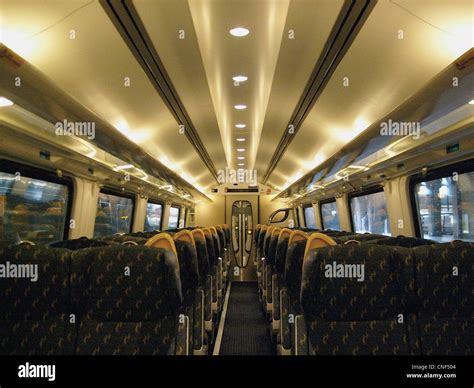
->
[0,0,472,199]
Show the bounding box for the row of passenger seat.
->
[0,225,232,355]
[254,224,473,355]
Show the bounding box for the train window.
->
[144,201,163,232]
[167,205,180,229]
[350,188,391,235]
[320,199,340,231]
[94,190,134,237]
[411,161,474,242]
[303,205,316,229]
[0,162,72,245]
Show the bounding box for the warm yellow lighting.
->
[233,75,248,82]
[235,124,247,128]
[234,104,247,110]
[237,156,245,160]
[0,97,14,107]
[229,27,250,37]
[237,148,245,152]
[236,138,246,141]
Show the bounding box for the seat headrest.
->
[303,233,337,260]
[145,233,177,257]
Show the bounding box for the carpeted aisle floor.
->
[218,282,275,355]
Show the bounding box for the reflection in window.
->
[350,190,391,235]
[0,172,69,245]
[94,192,134,237]
[145,202,162,231]
[321,201,340,230]
[304,206,316,229]
[167,206,180,229]
[414,172,474,242]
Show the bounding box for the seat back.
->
[412,241,473,355]
[301,244,418,355]
[0,245,74,355]
[191,229,211,279]
[71,245,182,355]
[266,227,281,268]
[49,238,111,250]
[284,232,309,298]
[274,228,292,277]
[202,228,217,266]
[173,230,200,295]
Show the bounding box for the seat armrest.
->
[175,313,190,355]
[294,314,308,356]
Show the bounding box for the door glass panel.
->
[231,200,253,267]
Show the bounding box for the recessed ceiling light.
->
[236,138,246,141]
[229,27,249,37]
[0,97,14,107]
[237,148,245,152]
[469,99,474,105]
[237,156,245,160]
[234,104,247,110]
[232,75,248,82]
[238,163,244,166]
[235,124,246,128]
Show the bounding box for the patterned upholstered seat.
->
[70,245,182,355]
[280,233,308,354]
[48,238,112,250]
[0,245,75,355]
[367,236,436,248]
[412,241,473,355]
[301,244,419,355]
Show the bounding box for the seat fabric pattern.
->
[70,246,182,355]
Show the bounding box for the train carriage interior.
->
[0,0,473,385]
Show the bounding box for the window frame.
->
[95,187,136,235]
[145,199,164,231]
[168,204,181,229]
[293,206,301,227]
[302,203,316,229]
[0,159,74,241]
[319,197,339,230]
[348,185,388,233]
[409,159,474,239]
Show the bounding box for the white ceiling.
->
[0,0,472,197]
[265,0,473,190]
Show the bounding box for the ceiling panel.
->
[188,0,290,173]
[133,0,227,173]
[267,0,473,190]
[0,0,215,193]
[253,0,344,189]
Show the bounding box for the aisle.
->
[216,282,275,355]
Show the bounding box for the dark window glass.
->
[303,206,316,229]
[414,171,474,242]
[145,202,162,231]
[0,171,70,245]
[350,190,391,235]
[94,191,134,237]
[168,206,180,229]
[321,201,340,230]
